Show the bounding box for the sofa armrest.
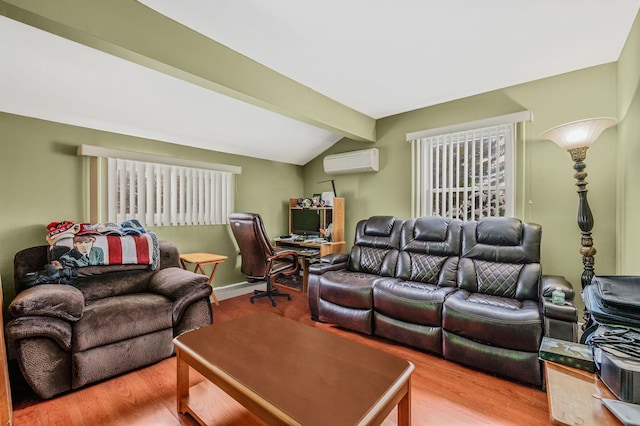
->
[541,274,575,301]
[148,267,212,323]
[540,275,578,342]
[5,316,72,351]
[308,252,349,322]
[309,253,349,275]
[540,275,577,321]
[8,284,84,322]
[321,252,349,265]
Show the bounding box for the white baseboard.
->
[211,281,266,302]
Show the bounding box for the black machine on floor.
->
[582,276,640,404]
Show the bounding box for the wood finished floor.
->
[9,288,551,425]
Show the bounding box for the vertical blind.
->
[107,158,234,226]
[410,123,515,220]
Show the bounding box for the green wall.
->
[303,10,640,317]
[2,5,638,319]
[0,113,303,302]
[618,11,640,274]
[304,63,620,315]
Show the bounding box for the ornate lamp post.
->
[540,117,616,289]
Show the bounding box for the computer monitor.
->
[290,209,321,237]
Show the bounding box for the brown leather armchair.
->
[229,212,300,307]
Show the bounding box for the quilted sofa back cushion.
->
[459,217,542,300]
[396,216,462,287]
[348,216,402,276]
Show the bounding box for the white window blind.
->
[107,158,234,226]
[408,111,530,220]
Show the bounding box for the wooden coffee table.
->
[173,312,414,425]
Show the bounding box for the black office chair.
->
[229,212,300,307]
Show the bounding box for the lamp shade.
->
[540,117,617,150]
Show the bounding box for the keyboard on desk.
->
[304,238,328,244]
[299,248,320,255]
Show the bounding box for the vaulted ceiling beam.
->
[0,0,376,142]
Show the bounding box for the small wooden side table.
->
[179,253,228,306]
[544,360,621,425]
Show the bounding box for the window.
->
[408,111,531,220]
[78,145,241,226]
[108,159,234,226]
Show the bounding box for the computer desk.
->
[274,238,346,294]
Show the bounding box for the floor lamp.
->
[540,117,617,289]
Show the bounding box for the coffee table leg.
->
[176,348,189,414]
[398,376,412,426]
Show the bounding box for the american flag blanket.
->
[50,232,159,270]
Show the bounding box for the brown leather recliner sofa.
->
[6,240,213,399]
[308,215,578,387]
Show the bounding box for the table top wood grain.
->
[174,311,414,425]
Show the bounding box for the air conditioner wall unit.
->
[323,148,379,175]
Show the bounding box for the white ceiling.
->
[2,1,639,165]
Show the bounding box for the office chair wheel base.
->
[250,286,291,307]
